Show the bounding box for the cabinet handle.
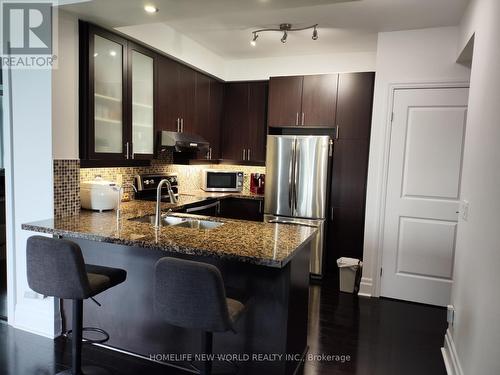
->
[296,112,299,126]
[247,148,251,160]
[335,126,340,140]
[301,112,305,126]
[181,118,184,133]
[131,142,134,159]
[242,149,246,161]
[125,142,129,159]
[176,118,180,132]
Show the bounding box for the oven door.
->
[202,171,242,192]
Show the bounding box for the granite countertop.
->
[22,195,316,268]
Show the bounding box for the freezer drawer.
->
[264,215,326,277]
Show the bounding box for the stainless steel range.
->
[134,173,179,202]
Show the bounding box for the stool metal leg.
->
[201,331,213,375]
[72,299,83,375]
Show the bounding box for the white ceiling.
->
[61,0,469,60]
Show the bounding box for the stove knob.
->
[144,180,149,185]
[149,179,155,185]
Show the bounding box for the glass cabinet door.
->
[93,34,124,155]
[131,50,154,156]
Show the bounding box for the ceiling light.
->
[109,50,117,57]
[312,26,318,40]
[280,30,288,44]
[93,52,98,57]
[250,33,258,47]
[250,23,318,45]
[144,5,158,14]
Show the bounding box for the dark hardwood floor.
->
[0,276,447,375]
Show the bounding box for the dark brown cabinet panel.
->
[331,139,370,210]
[208,80,224,159]
[268,76,303,127]
[326,72,374,271]
[178,64,196,133]
[336,72,375,140]
[247,82,268,162]
[221,82,268,163]
[221,83,248,160]
[157,56,180,132]
[301,74,338,127]
[194,72,210,139]
[219,198,264,222]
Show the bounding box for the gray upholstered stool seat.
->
[85,264,127,296]
[26,235,127,375]
[154,257,245,375]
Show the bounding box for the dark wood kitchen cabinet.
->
[268,74,338,128]
[157,57,196,134]
[219,198,264,222]
[221,81,268,163]
[207,80,224,159]
[326,72,375,271]
[79,22,157,163]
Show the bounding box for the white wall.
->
[360,27,471,297]
[223,51,376,81]
[3,66,57,337]
[52,10,79,160]
[116,22,227,80]
[444,0,500,374]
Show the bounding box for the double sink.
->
[130,215,224,230]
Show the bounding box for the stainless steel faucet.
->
[154,179,178,228]
[116,182,137,221]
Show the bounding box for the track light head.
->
[250,33,258,47]
[312,26,318,40]
[281,30,288,44]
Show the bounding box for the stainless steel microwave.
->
[202,170,244,192]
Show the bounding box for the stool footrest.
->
[65,327,110,344]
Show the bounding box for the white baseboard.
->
[13,299,60,339]
[442,329,464,375]
[358,277,373,297]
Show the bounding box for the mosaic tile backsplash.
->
[53,158,266,217]
[53,160,80,218]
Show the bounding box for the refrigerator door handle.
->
[293,140,300,212]
[288,146,294,210]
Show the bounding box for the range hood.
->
[157,131,209,154]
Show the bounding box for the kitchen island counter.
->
[22,197,313,268]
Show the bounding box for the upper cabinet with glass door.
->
[85,25,128,160]
[79,22,156,163]
[128,43,156,159]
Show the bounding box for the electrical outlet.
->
[459,200,470,221]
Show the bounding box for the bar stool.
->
[154,257,245,375]
[26,235,127,375]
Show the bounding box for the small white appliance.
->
[202,170,244,192]
[81,178,119,212]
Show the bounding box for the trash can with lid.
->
[337,257,362,293]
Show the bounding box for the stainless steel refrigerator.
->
[264,135,332,277]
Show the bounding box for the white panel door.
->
[381,87,468,306]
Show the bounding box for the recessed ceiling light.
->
[144,5,158,14]
[93,52,98,57]
[109,50,117,57]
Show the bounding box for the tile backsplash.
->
[53,159,266,217]
[53,160,80,218]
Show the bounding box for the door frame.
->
[363,81,469,298]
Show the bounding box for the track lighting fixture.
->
[250,23,319,46]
